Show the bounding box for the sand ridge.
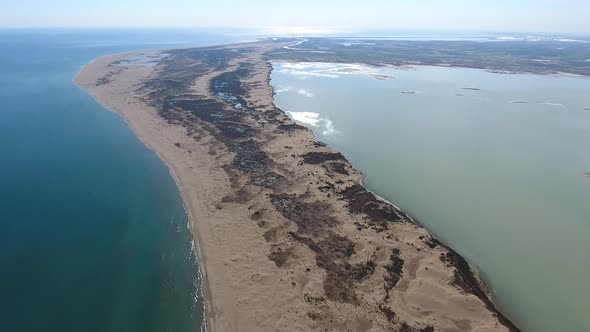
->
[76,40,520,332]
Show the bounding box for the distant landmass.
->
[268,37,590,76]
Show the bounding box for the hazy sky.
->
[1,0,589,33]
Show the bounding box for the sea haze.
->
[271,61,590,332]
[0,29,247,332]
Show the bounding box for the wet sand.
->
[76,40,520,332]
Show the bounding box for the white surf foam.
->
[275,86,291,93]
[276,62,391,80]
[556,38,587,43]
[288,111,322,126]
[278,68,340,79]
[297,89,314,97]
[321,118,337,136]
[287,111,339,136]
[540,102,565,107]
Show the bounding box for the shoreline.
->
[274,60,520,329]
[270,60,522,329]
[270,61,501,319]
[270,60,501,308]
[282,101,517,331]
[76,41,520,331]
[167,156,215,332]
[73,52,215,332]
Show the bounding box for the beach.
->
[76,40,519,331]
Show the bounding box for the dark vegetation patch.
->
[400,322,435,332]
[270,194,338,236]
[232,147,272,174]
[440,251,484,297]
[440,252,479,294]
[251,172,287,190]
[221,165,240,188]
[141,47,240,98]
[263,107,287,122]
[288,232,354,263]
[354,221,367,231]
[210,62,252,96]
[268,246,294,267]
[250,209,265,221]
[419,235,440,249]
[95,67,122,86]
[277,123,306,132]
[439,251,521,332]
[168,47,244,70]
[383,248,404,302]
[156,66,278,180]
[211,63,256,112]
[378,304,397,321]
[339,184,402,230]
[263,227,281,242]
[307,311,324,321]
[268,192,375,304]
[221,188,253,204]
[301,151,346,164]
[141,48,263,157]
[161,98,252,140]
[304,293,326,305]
[317,181,335,193]
[291,232,374,304]
[322,161,349,175]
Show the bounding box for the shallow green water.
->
[0,29,245,332]
[271,62,590,332]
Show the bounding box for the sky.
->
[1,0,589,34]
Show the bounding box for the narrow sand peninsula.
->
[76,40,520,332]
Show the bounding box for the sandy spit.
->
[75,41,520,332]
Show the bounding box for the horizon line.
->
[0,26,589,36]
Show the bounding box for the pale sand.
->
[76,41,519,332]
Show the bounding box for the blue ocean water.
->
[0,29,246,332]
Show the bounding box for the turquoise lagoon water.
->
[271,62,590,332]
[0,29,245,332]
